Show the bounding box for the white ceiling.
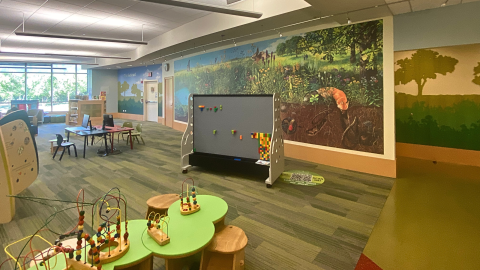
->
[0,0,479,65]
[0,0,227,60]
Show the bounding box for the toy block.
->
[240,135,243,140]
[213,130,217,134]
[231,130,236,135]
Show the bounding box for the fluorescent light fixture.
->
[138,0,262,18]
[0,51,131,60]
[0,60,98,65]
[15,31,148,45]
[128,65,133,66]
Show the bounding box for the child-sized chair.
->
[118,121,133,142]
[53,134,77,161]
[127,123,144,145]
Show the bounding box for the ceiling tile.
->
[388,1,411,15]
[77,8,113,19]
[127,1,174,16]
[35,7,73,19]
[0,0,41,12]
[56,0,95,6]
[42,0,83,13]
[116,9,177,27]
[25,13,70,33]
[410,0,445,12]
[98,0,137,8]
[87,1,129,13]
[303,0,385,15]
[12,0,46,5]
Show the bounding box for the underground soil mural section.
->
[118,65,163,116]
[395,44,480,151]
[175,20,384,154]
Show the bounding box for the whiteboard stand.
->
[180,94,284,188]
[266,93,285,187]
[181,94,194,174]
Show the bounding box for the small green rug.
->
[280,170,325,186]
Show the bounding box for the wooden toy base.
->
[180,204,200,215]
[87,239,130,264]
[147,227,170,246]
[63,258,98,270]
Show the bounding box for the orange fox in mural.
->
[316,87,349,113]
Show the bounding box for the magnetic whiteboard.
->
[193,95,273,160]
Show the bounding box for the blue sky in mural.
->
[174,36,289,72]
[118,64,162,96]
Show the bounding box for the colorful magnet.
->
[220,105,223,110]
[213,130,217,134]
[199,105,205,111]
[240,135,243,140]
[231,130,236,135]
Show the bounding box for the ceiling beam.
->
[14,32,148,45]
[0,51,131,60]
[138,0,263,18]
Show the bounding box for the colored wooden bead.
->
[76,250,81,255]
[69,252,74,259]
[77,240,82,245]
[79,210,85,216]
[84,234,89,239]
[124,232,129,240]
[79,216,84,221]
[78,225,84,231]
[75,255,81,261]
[97,226,102,232]
[81,233,85,238]
[116,216,121,221]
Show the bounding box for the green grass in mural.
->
[396,93,480,150]
[118,97,143,115]
[175,53,383,118]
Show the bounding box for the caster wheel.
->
[266,184,272,188]
[182,169,188,174]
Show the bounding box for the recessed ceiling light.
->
[128,65,132,66]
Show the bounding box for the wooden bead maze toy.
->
[1,188,130,270]
[146,213,170,246]
[180,178,200,215]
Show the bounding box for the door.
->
[164,77,174,128]
[145,81,158,122]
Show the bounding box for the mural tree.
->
[395,49,458,96]
[119,81,130,97]
[472,62,480,86]
[131,84,142,102]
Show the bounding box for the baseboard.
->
[396,142,480,167]
[173,121,187,132]
[112,113,143,121]
[158,117,165,125]
[285,142,396,178]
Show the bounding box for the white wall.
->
[394,1,480,51]
[90,69,118,113]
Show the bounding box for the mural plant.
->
[175,20,385,154]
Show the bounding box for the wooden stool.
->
[201,225,248,270]
[49,138,66,154]
[145,194,180,219]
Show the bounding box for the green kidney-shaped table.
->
[26,195,228,270]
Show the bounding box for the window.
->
[27,73,52,112]
[0,63,89,113]
[0,73,25,113]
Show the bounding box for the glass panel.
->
[27,73,52,112]
[52,74,76,111]
[77,65,88,74]
[27,63,51,73]
[53,64,75,74]
[77,74,88,96]
[0,73,25,113]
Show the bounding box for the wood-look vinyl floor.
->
[0,120,395,270]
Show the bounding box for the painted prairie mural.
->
[118,65,163,115]
[396,43,480,151]
[175,20,384,154]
